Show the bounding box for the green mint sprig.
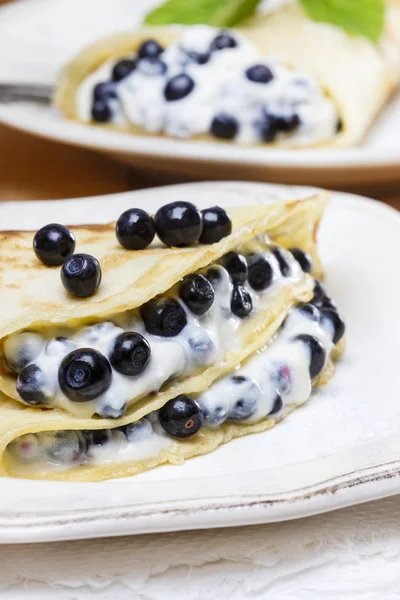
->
[144,0,261,28]
[300,0,385,44]
[144,0,385,44]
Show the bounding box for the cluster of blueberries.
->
[26,276,346,462]
[15,242,299,410]
[32,201,232,298]
[91,34,241,123]
[90,33,302,143]
[157,278,346,440]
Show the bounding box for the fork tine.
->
[0,83,53,104]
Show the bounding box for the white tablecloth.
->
[1,495,399,599]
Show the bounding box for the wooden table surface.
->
[1,122,399,210]
[0,0,399,210]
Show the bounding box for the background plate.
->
[0,181,398,544]
[1,0,400,188]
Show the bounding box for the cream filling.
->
[5,306,335,477]
[76,25,338,146]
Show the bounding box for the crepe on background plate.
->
[242,1,400,148]
[55,1,400,149]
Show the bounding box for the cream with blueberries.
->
[55,1,400,149]
[4,290,345,480]
[3,240,309,419]
[59,25,339,146]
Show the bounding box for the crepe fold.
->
[0,338,345,481]
[0,194,326,418]
[54,1,400,148]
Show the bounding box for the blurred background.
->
[0,0,399,210]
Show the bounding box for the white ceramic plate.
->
[0,180,398,544]
[1,0,400,188]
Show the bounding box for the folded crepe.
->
[242,1,400,148]
[54,1,400,148]
[1,303,346,481]
[0,194,326,424]
[0,191,347,482]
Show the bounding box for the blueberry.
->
[199,206,232,244]
[138,40,164,59]
[33,223,75,267]
[246,64,274,84]
[124,418,152,442]
[159,395,203,438]
[258,113,279,142]
[91,100,112,123]
[59,348,112,402]
[4,332,44,374]
[271,364,292,396]
[138,58,167,76]
[228,376,261,421]
[268,393,283,416]
[231,375,246,383]
[200,401,228,428]
[221,252,248,284]
[164,74,195,101]
[46,337,77,358]
[116,208,155,250]
[210,32,238,51]
[312,279,326,300]
[16,364,52,406]
[204,266,231,305]
[112,59,137,81]
[320,308,345,344]
[205,267,224,288]
[247,253,273,291]
[229,397,257,421]
[83,429,112,447]
[289,247,313,273]
[96,403,127,419]
[272,247,291,276]
[312,295,337,311]
[154,201,202,247]
[188,331,217,366]
[210,113,238,140]
[186,51,210,65]
[276,114,300,132]
[140,297,187,337]
[80,322,118,344]
[294,334,326,379]
[110,332,151,376]
[231,283,252,318]
[61,253,102,298]
[178,274,214,316]
[41,431,87,464]
[8,434,40,463]
[295,302,320,322]
[93,82,117,101]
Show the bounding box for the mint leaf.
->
[299,0,385,43]
[144,0,262,27]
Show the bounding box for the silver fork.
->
[0,83,53,104]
